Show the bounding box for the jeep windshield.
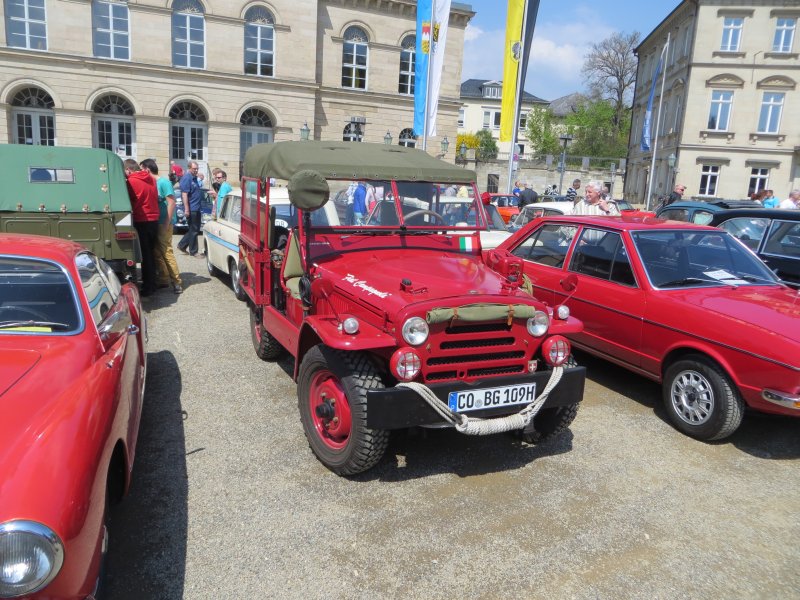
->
[324,180,486,231]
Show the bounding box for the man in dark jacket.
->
[177,161,204,256]
[518,183,538,207]
[124,159,160,296]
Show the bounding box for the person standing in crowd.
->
[779,189,799,209]
[124,159,160,296]
[518,182,538,207]
[211,170,232,216]
[573,180,620,216]
[762,189,780,208]
[512,181,522,197]
[566,179,581,203]
[177,161,204,256]
[352,181,367,225]
[666,183,686,205]
[140,159,183,294]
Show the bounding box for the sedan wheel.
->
[229,258,246,301]
[206,248,217,276]
[663,355,744,441]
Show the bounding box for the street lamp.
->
[384,131,392,145]
[299,121,310,141]
[667,152,677,190]
[557,134,573,194]
[440,136,449,155]
[459,141,467,160]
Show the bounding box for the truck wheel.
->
[229,258,246,301]
[518,355,579,444]
[249,307,284,360]
[297,346,389,475]
[663,355,744,440]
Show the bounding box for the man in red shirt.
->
[124,159,160,296]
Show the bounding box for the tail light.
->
[542,336,570,366]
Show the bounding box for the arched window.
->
[398,128,416,148]
[169,101,207,163]
[92,0,130,60]
[5,0,47,50]
[341,26,368,90]
[11,87,55,145]
[240,107,274,178]
[398,35,415,95]
[244,6,275,77]
[93,94,135,157]
[343,122,363,142]
[172,0,205,69]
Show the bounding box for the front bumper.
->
[762,388,800,411]
[366,366,586,430]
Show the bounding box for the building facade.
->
[0,0,473,179]
[626,0,799,206]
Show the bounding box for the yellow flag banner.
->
[499,0,524,142]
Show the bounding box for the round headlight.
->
[401,317,429,346]
[390,348,422,381]
[526,311,550,337]
[556,305,570,320]
[342,317,359,335]
[542,336,571,366]
[0,521,64,597]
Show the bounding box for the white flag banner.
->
[426,0,451,137]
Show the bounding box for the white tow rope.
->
[397,366,564,435]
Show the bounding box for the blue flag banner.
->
[413,0,432,138]
[640,55,663,152]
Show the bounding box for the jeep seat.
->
[282,231,303,299]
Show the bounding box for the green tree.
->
[474,129,498,160]
[565,98,630,159]
[524,107,561,155]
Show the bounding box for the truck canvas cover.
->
[244,141,477,184]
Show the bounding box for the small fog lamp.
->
[342,317,359,335]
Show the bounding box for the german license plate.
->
[448,382,537,413]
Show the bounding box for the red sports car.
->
[0,233,146,598]
[497,214,800,440]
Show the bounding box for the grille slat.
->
[440,336,515,350]
[427,350,525,366]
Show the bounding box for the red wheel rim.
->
[309,369,352,450]
[252,314,262,342]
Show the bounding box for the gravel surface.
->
[106,241,800,599]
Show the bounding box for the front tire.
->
[519,356,579,444]
[230,258,246,301]
[249,307,284,360]
[297,346,389,475]
[663,355,744,440]
[206,248,218,276]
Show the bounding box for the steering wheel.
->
[0,305,50,321]
[404,209,446,224]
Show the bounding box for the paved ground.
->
[106,243,800,600]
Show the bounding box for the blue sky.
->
[461,0,680,101]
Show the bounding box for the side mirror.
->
[560,273,578,293]
[310,277,334,301]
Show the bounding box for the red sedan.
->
[497,214,800,440]
[0,233,146,598]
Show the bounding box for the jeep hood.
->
[323,250,520,315]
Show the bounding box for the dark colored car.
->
[656,199,762,224]
[709,209,800,288]
[174,188,214,232]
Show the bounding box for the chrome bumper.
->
[762,388,800,410]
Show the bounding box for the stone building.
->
[0,0,474,179]
[626,0,799,206]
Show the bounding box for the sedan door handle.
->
[127,324,140,335]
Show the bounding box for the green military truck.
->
[0,145,140,281]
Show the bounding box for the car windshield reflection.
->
[631,230,780,288]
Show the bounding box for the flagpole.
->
[506,0,529,193]
[645,31,670,211]
[422,0,435,151]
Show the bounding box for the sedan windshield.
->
[0,257,81,333]
[632,230,780,288]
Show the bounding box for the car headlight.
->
[556,305,570,320]
[391,348,422,381]
[0,521,64,597]
[527,311,549,337]
[342,317,359,335]
[401,317,429,346]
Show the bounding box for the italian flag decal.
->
[459,237,473,253]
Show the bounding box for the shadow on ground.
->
[105,350,188,600]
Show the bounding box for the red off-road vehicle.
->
[239,141,586,475]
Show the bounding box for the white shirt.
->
[778,198,798,209]
[573,199,620,216]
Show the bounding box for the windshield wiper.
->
[0,320,72,330]
[733,274,777,284]
[657,277,718,288]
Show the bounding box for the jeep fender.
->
[547,315,584,335]
[294,316,397,379]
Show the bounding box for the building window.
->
[773,18,796,53]
[398,128,415,148]
[483,110,501,130]
[172,0,205,69]
[486,174,499,194]
[673,96,683,131]
[5,0,47,50]
[483,86,500,99]
[519,112,527,130]
[720,17,743,52]
[707,90,733,130]
[758,92,784,133]
[699,165,719,196]
[458,108,464,127]
[169,101,207,162]
[240,107,273,179]
[92,0,129,60]
[343,122,363,142]
[244,6,274,77]
[93,94,135,157]
[398,35,415,95]
[748,168,769,196]
[342,26,368,90]
[11,87,54,145]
